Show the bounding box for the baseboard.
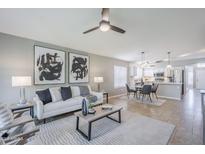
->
[106,93,181,101]
[107,93,127,99]
[158,95,181,101]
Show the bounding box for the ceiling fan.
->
[83,8,126,34]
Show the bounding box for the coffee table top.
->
[74,105,122,122]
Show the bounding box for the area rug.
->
[136,98,166,106]
[29,111,175,145]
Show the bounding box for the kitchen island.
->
[156,82,183,100]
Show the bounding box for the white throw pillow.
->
[0,103,14,129]
[49,87,62,102]
[70,86,80,97]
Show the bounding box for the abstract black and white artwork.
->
[34,46,65,85]
[69,53,89,83]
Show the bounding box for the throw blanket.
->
[86,95,98,103]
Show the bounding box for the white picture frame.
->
[34,45,65,85]
[69,52,89,83]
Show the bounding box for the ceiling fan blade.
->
[101,8,109,21]
[83,26,99,34]
[110,25,126,34]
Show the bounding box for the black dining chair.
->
[126,84,137,98]
[151,83,159,99]
[140,85,152,102]
[135,83,143,99]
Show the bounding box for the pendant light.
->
[141,52,144,65]
[140,51,145,68]
[140,52,145,78]
[167,52,172,68]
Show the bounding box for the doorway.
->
[196,68,205,90]
[185,66,194,91]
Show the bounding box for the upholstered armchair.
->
[0,103,39,145]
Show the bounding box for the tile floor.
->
[108,89,203,144]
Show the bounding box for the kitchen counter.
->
[157,82,182,85]
[157,82,182,100]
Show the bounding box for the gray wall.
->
[0,33,128,104]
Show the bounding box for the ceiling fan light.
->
[99,22,110,32]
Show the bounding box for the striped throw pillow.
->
[0,103,14,129]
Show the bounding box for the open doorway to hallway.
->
[185,65,194,92]
[195,63,205,90]
[185,63,205,92]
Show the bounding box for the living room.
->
[0,0,205,153]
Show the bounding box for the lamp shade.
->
[12,76,32,87]
[94,77,104,83]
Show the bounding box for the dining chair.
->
[151,83,159,99]
[126,84,137,98]
[140,85,152,102]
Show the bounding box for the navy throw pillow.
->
[79,86,90,97]
[36,89,52,105]
[61,86,72,101]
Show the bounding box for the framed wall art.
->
[69,52,89,83]
[34,45,65,85]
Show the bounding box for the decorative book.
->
[101,105,113,110]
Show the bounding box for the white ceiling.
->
[0,8,205,62]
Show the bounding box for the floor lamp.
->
[94,77,104,92]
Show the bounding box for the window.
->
[144,68,154,77]
[114,65,127,88]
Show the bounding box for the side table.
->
[103,92,109,103]
[10,102,34,118]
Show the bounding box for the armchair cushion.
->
[0,103,14,129]
[36,89,52,105]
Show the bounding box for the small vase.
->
[82,98,88,116]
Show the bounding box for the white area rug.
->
[136,98,166,106]
[29,111,175,145]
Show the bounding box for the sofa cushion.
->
[79,86,90,97]
[36,89,52,105]
[61,86,72,101]
[44,96,83,113]
[0,103,14,129]
[49,87,62,102]
[70,86,80,97]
